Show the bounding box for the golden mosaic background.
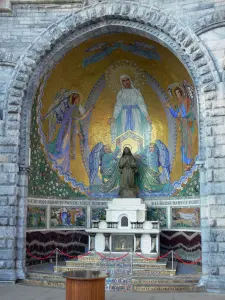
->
[40,33,198,187]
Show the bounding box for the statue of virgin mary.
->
[110,74,152,146]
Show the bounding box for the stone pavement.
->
[0,284,224,300]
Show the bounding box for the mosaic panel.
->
[91,207,106,220]
[27,206,47,229]
[147,207,167,227]
[171,207,200,228]
[50,207,86,228]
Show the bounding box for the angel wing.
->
[89,142,104,185]
[155,140,171,183]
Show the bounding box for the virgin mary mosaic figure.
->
[109,74,152,146]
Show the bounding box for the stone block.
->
[208,253,225,266]
[209,242,218,252]
[0,226,16,238]
[7,239,15,249]
[0,137,19,146]
[8,218,16,226]
[0,218,8,226]
[206,136,215,147]
[216,219,225,227]
[7,173,17,184]
[0,249,16,260]
[8,196,17,206]
[214,145,225,158]
[207,158,225,168]
[210,266,219,276]
[0,269,16,281]
[213,183,225,194]
[213,125,225,135]
[0,185,17,196]
[6,260,15,269]
[0,261,6,269]
[215,230,225,242]
[0,173,8,184]
[210,206,225,218]
[215,135,225,145]
[207,276,225,290]
[0,206,16,217]
[219,242,225,252]
[219,267,225,275]
[3,163,18,173]
[0,239,6,248]
[0,197,7,205]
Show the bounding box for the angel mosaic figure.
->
[89,143,120,189]
[136,141,172,193]
[43,89,94,174]
[142,141,171,184]
[166,83,196,170]
[89,141,172,195]
[109,74,152,146]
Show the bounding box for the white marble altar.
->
[86,198,161,256]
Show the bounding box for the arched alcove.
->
[1,2,220,286]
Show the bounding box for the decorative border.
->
[27,197,200,232]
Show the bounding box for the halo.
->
[105,60,146,93]
[70,88,85,105]
[123,144,132,150]
[167,83,185,97]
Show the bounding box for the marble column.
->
[104,234,110,252]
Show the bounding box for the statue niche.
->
[119,147,138,198]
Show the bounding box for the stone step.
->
[18,279,65,289]
[133,285,204,292]
[26,272,65,282]
[132,263,167,269]
[18,278,204,293]
[132,277,199,285]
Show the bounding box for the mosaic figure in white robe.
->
[110,75,152,146]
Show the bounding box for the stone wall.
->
[0,0,225,294]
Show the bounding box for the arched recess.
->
[3,1,220,279]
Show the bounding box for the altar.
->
[86,198,161,256]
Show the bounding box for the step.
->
[132,277,200,285]
[19,279,204,293]
[133,269,176,276]
[26,272,64,282]
[133,285,204,292]
[132,263,167,269]
[18,279,65,289]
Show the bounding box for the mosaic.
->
[171,207,200,228]
[91,207,106,220]
[27,206,47,229]
[30,33,199,199]
[28,99,86,199]
[147,207,167,227]
[50,207,86,228]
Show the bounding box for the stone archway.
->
[1,1,220,286]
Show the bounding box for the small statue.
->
[119,147,138,198]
